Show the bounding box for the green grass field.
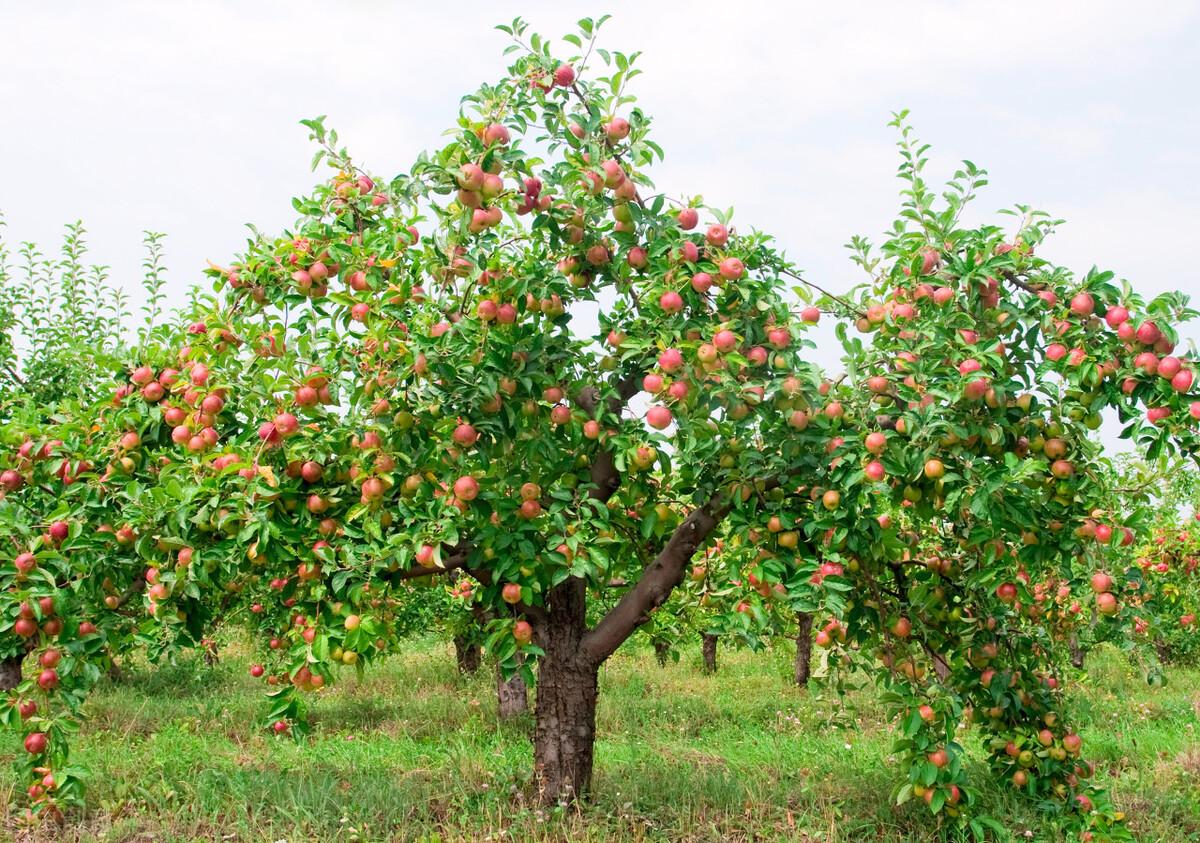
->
[1,638,1197,842]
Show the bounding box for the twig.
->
[779,267,866,319]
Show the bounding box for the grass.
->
[0,637,1197,842]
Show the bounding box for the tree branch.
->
[778,266,866,319]
[579,492,730,666]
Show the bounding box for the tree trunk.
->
[1069,635,1086,670]
[496,658,528,719]
[533,578,598,805]
[455,635,482,675]
[0,653,24,691]
[1153,638,1171,665]
[654,639,670,667]
[202,638,220,667]
[795,612,813,686]
[702,633,718,674]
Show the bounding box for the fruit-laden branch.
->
[394,546,550,622]
[395,553,470,580]
[579,492,730,666]
[997,268,1038,295]
[778,266,867,319]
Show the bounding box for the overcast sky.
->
[3,1,1199,448]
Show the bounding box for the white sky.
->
[3,0,1199,449]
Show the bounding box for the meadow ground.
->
[1,637,1197,842]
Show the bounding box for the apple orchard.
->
[2,17,1199,841]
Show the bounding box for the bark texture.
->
[701,633,718,674]
[0,653,24,691]
[533,578,599,804]
[496,656,529,718]
[794,613,813,686]
[454,635,482,675]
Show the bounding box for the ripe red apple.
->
[14,552,36,575]
[553,64,576,87]
[1090,572,1113,593]
[274,412,300,437]
[24,733,48,754]
[718,257,744,280]
[1136,320,1162,345]
[658,348,684,372]
[1105,305,1129,328]
[677,208,698,230]
[483,123,510,146]
[513,620,534,644]
[1096,592,1119,615]
[659,291,684,314]
[451,476,479,502]
[646,406,672,429]
[1069,292,1095,317]
[605,117,630,141]
[502,583,522,604]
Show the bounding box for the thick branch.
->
[579,494,729,666]
[396,552,469,580]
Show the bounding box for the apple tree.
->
[3,19,1200,841]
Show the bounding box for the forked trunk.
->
[701,633,718,674]
[794,612,813,686]
[533,578,598,804]
[654,639,670,667]
[455,635,482,674]
[496,657,528,719]
[0,653,24,691]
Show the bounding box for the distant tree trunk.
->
[455,635,482,674]
[701,633,718,674]
[1153,638,1172,665]
[497,656,529,719]
[654,639,670,667]
[1069,635,1086,670]
[0,653,24,691]
[202,637,220,667]
[795,612,813,686]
